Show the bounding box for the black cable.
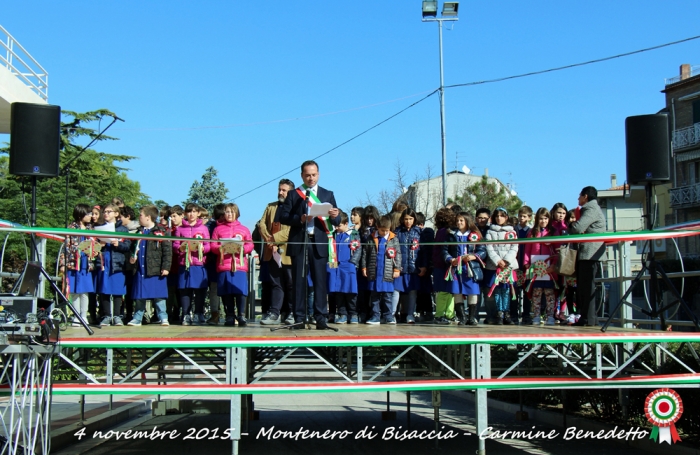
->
[228,90,439,201]
[445,35,700,89]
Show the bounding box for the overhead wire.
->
[228,89,439,201]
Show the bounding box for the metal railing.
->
[670,183,700,207]
[0,24,48,100]
[673,123,700,149]
[665,64,700,85]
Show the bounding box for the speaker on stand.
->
[603,113,700,331]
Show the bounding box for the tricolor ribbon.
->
[297,187,337,267]
[645,388,683,444]
[487,267,517,299]
[525,257,559,293]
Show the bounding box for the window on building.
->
[694,100,700,124]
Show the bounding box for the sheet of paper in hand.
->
[309,202,333,217]
[94,223,116,243]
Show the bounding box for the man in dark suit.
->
[279,160,340,330]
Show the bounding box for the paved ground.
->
[53,390,682,455]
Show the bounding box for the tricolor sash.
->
[297,186,337,267]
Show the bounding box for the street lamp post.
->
[422,1,458,206]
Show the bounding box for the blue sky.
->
[2,1,700,227]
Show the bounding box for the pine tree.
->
[185,166,229,212]
[452,175,523,216]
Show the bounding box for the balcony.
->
[673,123,700,150]
[670,183,700,208]
[665,65,700,85]
[0,25,48,133]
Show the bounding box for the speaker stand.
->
[602,183,700,332]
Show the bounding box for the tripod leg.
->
[655,264,700,330]
[601,265,648,332]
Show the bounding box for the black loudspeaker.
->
[625,114,671,184]
[9,102,61,177]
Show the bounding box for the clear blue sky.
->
[3,1,700,227]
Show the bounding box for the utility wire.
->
[445,34,700,89]
[228,89,439,201]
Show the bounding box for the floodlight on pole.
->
[422,1,458,207]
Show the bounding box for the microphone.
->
[111,114,125,122]
[305,189,310,200]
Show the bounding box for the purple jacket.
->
[172,219,211,267]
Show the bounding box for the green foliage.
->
[0,109,151,282]
[450,175,523,216]
[184,166,229,212]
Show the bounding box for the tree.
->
[451,175,523,216]
[0,109,150,227]
[185,166,229,212]
[0,108,151,287]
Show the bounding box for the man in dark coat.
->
[279,160,341,329]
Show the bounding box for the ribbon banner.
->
[645,388,683,444]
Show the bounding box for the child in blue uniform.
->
[95,204,130,327]
[361,216,402,325]
[328,212,362,324]
[127,205,172,326]
[62,203,95,327]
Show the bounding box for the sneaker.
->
[546,316,556,326]
[113,316,124,326]
[532,316,541,324]
[260,312,281,325]
[380,317,396,324]
[284,314,295,325]
[349,315,359,324]
[182,315,192,326]
[336,315,348,324]
[236,316,248,327]
[434,316,451,325]
[127,319,141,326]
[195,314,207,325]
[224,317,236,327]
[160,319,170,326]
[406,315,415,324]
[366,316,381,325]
[422,313,434,323]
[100,317,112,327]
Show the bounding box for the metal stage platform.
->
[48,324,700,454]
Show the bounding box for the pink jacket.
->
[172,219,211,267]
[211,220,254,273]
[523,228,557,272]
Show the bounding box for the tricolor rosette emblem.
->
[468,232,480,242]
[411,239,419,250]
[386,247,396,259]
[504,231,516,240]
[350,239,360,251]
[645,388,683,444]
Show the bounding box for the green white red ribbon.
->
[645,388,683,444]
[487,266,517,299]
[297,186,337,267]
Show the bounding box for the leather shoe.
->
[316,319,331,330]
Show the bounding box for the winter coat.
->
[211,220,254,273]
[361,231,402,282]
[129,224,172,277]
[442,229,487,282]
[172,219,211,267]
[431,228,449,270]
[516,224,531,271]
[62,222,94,271]
[417,227,435,271]
[569,199,607,261]
[257,201,292,266]
[395,225,422,274]
[485,224,519,271]
[96,222,131,273]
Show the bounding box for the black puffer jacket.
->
[96,223,131,273]
[129,225,172,277]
